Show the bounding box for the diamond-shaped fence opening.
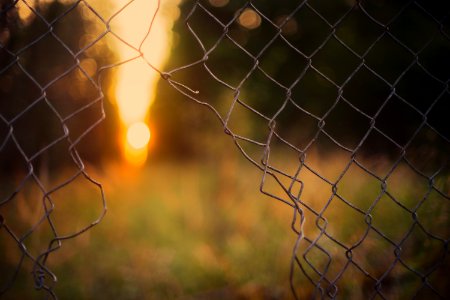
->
[258,36,309,87]
[45,68,100,119]
[282,4,332,57]
[54,2,108,54]
[1,0,449,299]
[274,101,320,149]
[365,34,416,84]
[291,68,339,119]
[343,66,392,117]
[0,64,42,121]
[11,99,67,160]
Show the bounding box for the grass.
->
[1,150,295,299]
[0,148,448,299]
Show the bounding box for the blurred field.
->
[0,148,448,299]
[1,150,296,299]
[1,1,448,299]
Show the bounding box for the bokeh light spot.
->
[238,8,261,30]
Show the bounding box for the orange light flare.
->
[123,121,152,167]
[110,0,180,166]
[127,122,151,150]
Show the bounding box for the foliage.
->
[153,0,449,166]
[1,153,448,298]
[0,0,120,174]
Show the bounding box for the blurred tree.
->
[153,0,449,169]
[0,0,120,174]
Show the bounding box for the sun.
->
[126,122,151,150]
[110,0,181,166]
[124,121,151,166]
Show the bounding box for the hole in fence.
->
[1,0,449,298]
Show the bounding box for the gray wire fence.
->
[0,0,110,298]
[1,0,449,299]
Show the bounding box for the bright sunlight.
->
[112,0,180,165]
[127,122,151,150]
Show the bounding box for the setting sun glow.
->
[112,0,180,166]
[127,122,151,150]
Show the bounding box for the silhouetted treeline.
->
[0,0,120,174]
[153,0,449,170]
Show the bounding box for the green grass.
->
[0,151,448,299]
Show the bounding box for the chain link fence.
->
[1,0,449,299]
[157,0,449,298]
[0,0,111,298]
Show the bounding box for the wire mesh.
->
[160,0,449,299]
[0,0,449,299]
[0,0,159,298]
